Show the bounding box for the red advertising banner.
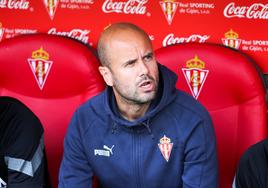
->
[1,0,268,72]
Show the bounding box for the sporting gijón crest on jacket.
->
[59,64,218,188]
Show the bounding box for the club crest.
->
[158,135,173,162]
[182,55,209,99]
[159,0,178,25]
[43,0,59,20]
[27,47,53,90]
[222,29,241,49]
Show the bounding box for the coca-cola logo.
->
[48,28,90,44]
[162,33,210,47]
[0,0,30,9]
[224,2,268,19]
[102,0,148,15]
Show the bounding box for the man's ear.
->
[98,66,113,86]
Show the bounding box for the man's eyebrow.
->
[123,58,137,66]
[123,52,153,66]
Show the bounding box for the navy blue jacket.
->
[59,64,218,188]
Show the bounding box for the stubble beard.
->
[113,75,158,105]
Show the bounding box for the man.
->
[234,138,268,188]
[0,96,50,188]
[59,22,218,188]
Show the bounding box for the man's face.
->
[102,30,159,105]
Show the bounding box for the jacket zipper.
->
[133,132,142,188]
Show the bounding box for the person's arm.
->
[234,140,267,188]
[182,115,218,188]
[5,114,48,188]
[6,144,47,188]
[59,111,93,188]
[0,97,50,187]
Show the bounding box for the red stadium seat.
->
[0,34,105,187]
[155,43,268,188]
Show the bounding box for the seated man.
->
[59,22,218,188]
[234,138,268,188]
[0,96,50,188]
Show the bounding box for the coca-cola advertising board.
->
[0,0,268,73]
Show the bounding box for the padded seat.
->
[0,34,105,187]
[155,43,268,188]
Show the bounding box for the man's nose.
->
[138,60,149,75]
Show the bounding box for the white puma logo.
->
[94,145,115,157]
[103,145,114,155]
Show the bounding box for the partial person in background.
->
[234,138,268,188]
[59,22,218,188]
[0,96,50,188]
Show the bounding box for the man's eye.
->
[144,55,153,62]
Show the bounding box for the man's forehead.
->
[108,37,152,55]
[107,31,151,49]
[101,25,153,64]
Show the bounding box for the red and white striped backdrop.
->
[1,0,268,72]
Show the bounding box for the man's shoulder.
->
[241,138,268,161]
[77,91,105,112]
[173,90,210,118]
[78,92,104,109]
[67,91,107,131]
